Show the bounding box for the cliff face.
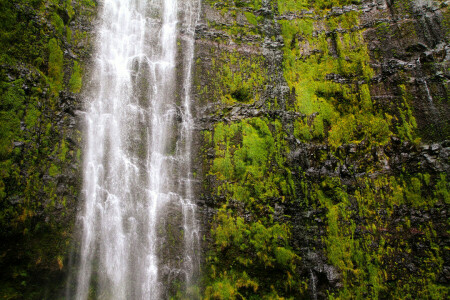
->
[0,0,96,298]
[0,0,448,299]
[193,0,449,298]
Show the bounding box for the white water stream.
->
[71,0,200,299]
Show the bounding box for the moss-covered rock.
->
[0,0,96,298]
[1,0,448,298]
[194,0,449,298]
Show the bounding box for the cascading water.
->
[70,0,200,299]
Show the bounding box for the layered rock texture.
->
[0,0,96,298]
[0,0,448,299]
[193,0,449,298]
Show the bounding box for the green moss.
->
[435,174,449,204]
[202,1,449,299]
[0,81,25,159]
[0,1,97,298]
[308,173,449,299]
[278,0,361,13]
[69,61,82,93]
[48,164,59,177]
[205,117,300,297]
[210,118,294,208]
[328,114,357,147]
[395,84,418,142]
[48,38,64,93]
[208,51,267,105]
[66,26,72,43]
[0,112,20,159]
[24,102,41,128]
[244,12,258,26]
[206,0,262,10]
[279,3,404,150]
[293,118,313,142]
[205,207,305,299]
[51,12,64,36]
[277,0,309,13]
[65,0,75,19]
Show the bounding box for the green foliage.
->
[48,38,64,92]
[244,12,258,26]
[0,1,96,298]
[202,1,448,299]
[205,207,305,299]
[0,0,45,65]
[328,113,391,148]
[81,0,96,7]
[308,173,449,299]
[206,0,262,10]
[65,0,75,19]
[204,117,302,297]
[280,12,387,146]
[395,84,418,142]
[279,2,421,148]
[0,81,25,159]
[51,12,64,36]
[277,0,309,13]
[48,164,59,177]
[435,174,449,204]
[69,61,82,93]
[211,118,294,209]
[293,118,313,142]
[278,0,361,13]
[208,51,267,105]
[0,112,21,159]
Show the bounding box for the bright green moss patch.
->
[277,0,309,14]
[395,84,418,142]
[24,103,41,128]
[0,1,96,298]
[279,6,418,148]
[205,207,306,299]
[0,81,25,159]
[0,112,21,159]
[210,118,294,209]
[204,117,302,297]
[48,38,64,93]
[69,61,82,93]
[278,0,361,13]
[65,0,75,19]
[51,12,64,36]
[206,0,262,10]
[307,173,449,299]
[244,12,258,26]
[201,1,447,299]
[208,50,267,105]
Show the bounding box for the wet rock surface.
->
[1,0,448,298]
[0,1,96,298]
[193,0,448,298]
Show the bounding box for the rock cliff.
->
[193,0,449,298]
[0,0,448,299]
[0,0,96,298]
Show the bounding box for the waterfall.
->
[70,0,200,299]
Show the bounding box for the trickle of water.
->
[421,78,434,104]
[310,269,318,300]
[70,0,200,299]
